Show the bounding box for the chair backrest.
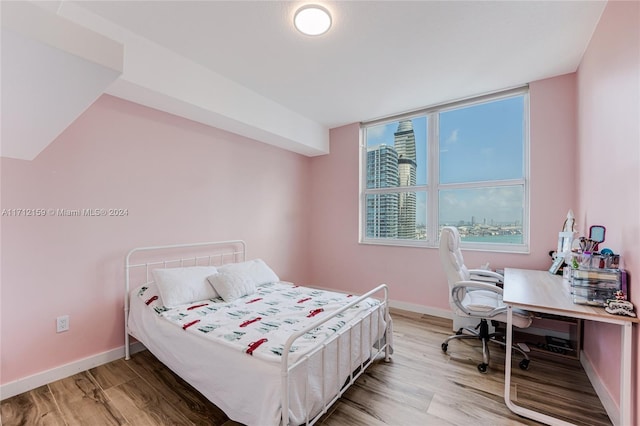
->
[439,226,470,282]
[439,226,471,309]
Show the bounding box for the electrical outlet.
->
[56,315,69,333]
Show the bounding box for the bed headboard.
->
[125,240,246,291]
[124,240,246,359]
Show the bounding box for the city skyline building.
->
[394,120,417,239]
[366,144,399,238]
[366,120,418,239]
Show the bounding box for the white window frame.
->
[359,87,530,253]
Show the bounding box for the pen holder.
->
[575,251,621,269]
[578,251,593,268]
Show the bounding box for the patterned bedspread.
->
[137,282,382,363]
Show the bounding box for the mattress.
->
[128,281,388,425]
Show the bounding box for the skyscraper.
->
[365,120,418,240]
[394,120,417,239]
[366,144,399,238]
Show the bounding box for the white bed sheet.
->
[128,282,387,425]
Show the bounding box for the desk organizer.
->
[569,267,624,306]
[574,251,620,270]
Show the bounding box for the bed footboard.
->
[280,284,391,426]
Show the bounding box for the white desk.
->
[503,268,638,426]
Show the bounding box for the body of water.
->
[461,234,523,244]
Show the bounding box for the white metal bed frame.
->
[124,240,392,426]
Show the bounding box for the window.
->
[360,88,529,252]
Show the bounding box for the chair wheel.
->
[441,343,448,352]
[477,363,488,373]
[519,359,530,370]
[455,328,463,335]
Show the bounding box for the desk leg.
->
[620,322,633,426]
[503,305,576,426]
[504,305,514,408]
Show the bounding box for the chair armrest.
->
[468,269,504,283]
[453,280,503,295]
[451,280,506,318]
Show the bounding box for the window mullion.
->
[439,178,526,191]
[428,112,439,244]
[364,185,428,195]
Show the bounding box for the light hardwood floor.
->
[1,309,612,426]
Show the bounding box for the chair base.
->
[441,318,530,373]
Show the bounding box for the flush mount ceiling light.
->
[294,5,332,36]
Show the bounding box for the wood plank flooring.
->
[1,309,612,426]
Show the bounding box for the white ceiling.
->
[2,1,606,159]
[73,0,606,127]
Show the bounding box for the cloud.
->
[445,129,459,145]
[366,124,388,144]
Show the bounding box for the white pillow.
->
[207,271,256,302]
[218,259,279,286]
[152,266,219,307]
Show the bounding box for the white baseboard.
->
[0,342,145,401]
[581,350,619,426]
[388,299,454,320]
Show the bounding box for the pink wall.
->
[576,0,640,417]
[0,95,312,384]
[308,74,577,309]
[3,5,637,418]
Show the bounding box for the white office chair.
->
[439,226,533,373]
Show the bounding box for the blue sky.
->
[440,97,523,184]
[366,95,525,225]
